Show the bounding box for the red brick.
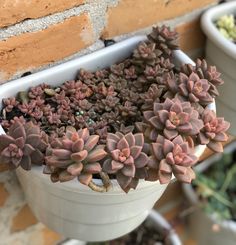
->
[102,0,218,38]
[0,14,94,82]
[0,0,85,28]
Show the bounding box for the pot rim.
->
[201,1,236,59]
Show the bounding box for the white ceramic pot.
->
[0,36,214,241]
[201,1,236,136]
[61,210,182,245]
[182,141,236,245]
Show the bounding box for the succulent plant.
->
[197,109,230,152]
[132,42,162,66]
[0,121,47,170]
[147,25,179,57]
[176,72,213,105]
[148,135,198,184]
[3,97,19,113]
[181,59,224,97]
[45,127,110,191]
[103,132,149,192]
[142,98,203,141]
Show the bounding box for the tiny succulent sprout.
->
[103,132,149,192]
[149,135,198,184]
[45,127,110,192]
[3,97,19,113]
[0,121,47,170]
[143,98,203,141]
[197,109,230,153]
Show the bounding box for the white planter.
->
[201,1,236,136]
[182,142,236,245]
[0,36,213,241]
[62,210,182,245]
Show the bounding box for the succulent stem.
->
[88,172,112,192]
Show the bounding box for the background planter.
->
[182,141,236,245]
[0,36,213,241]
[201,1,236,136]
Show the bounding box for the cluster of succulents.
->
[0,25,230,193]
[216,14,236,43]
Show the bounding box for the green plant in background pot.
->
[183,142,236,245]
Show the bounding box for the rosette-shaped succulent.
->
[147,25,179,57]
[143,98,203,141]
[0,121,47,170]
[176,72,213,105]
[181,59,224,97]
[132,42,162,66]
[149,135,198,184]
[45,127,109,191]
[197,109,230,152]
[103,132,149,192]
[3,97,19,113]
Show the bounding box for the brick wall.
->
[0,0,219,244]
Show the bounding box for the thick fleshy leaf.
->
[59,170,75,182]
[121,164,135,177]
[174,167,195,183]
[146,169,159,181]
[149,128,158,142]
[124,133,135,147]
[143,111,154,121]
[198,132,209,145]
[23,144,35,156]
[124,155,134,165]
[117,137,129,150]
[134,133,144,147]
[163,139,174,156]
[0,135,15,151]
[177,122,192,133]
[72,139,84,152]
[86,148,107,162]
[71,150,88,162]
[26,134,41,148]
[78,173,93,186]
[136,167,148,179]
[30,149,44,166]
[25,123,40,135]
[77,128,89,141]
[45,156,72,167]
[214,132,228,142]
[149,116,163,130]
[52,149,72,160]
[135,152,148,168]
[157,110,169,124]
[107,133,120,142]
[83,162,102,174]
[67,162,83,176]
[20,155,31,170]
[111,160,124,171]
[62,139,73,150]
[12,125,26,139]
[106,139,117,152]
[130,146,142,159]
[164,128,178,140]
[15,137,25,149]
[152,143,164,161]
[116,171,132,190]
[84,135,99,151]
[166,152,175,165]
[207,141,223,153]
